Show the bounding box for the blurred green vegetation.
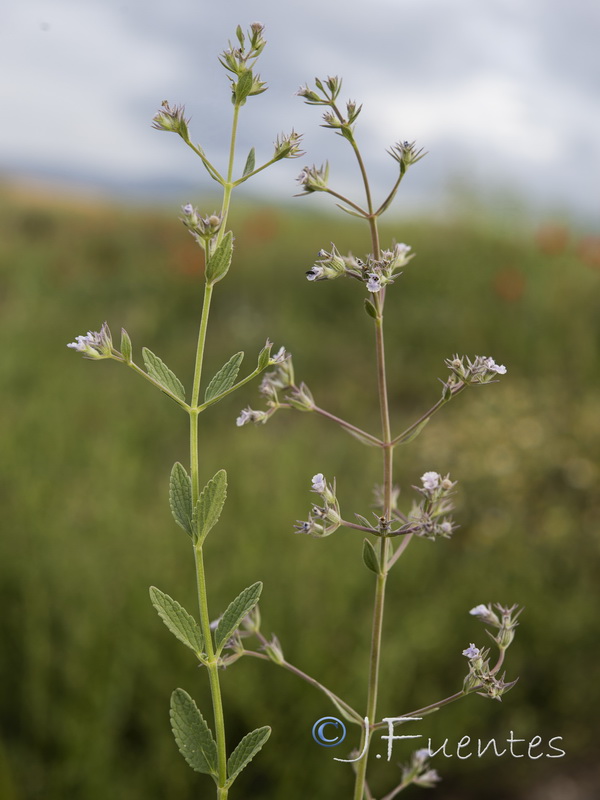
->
[1,184,599,799]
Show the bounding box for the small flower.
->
[311,473,327,493]
[67,322,114,359]
[414,769,441,788]
[236,407,268,426]
[273,130,304,160]
[462,643,481,660]
[366,272,382,293]
[469,604,501,627]
[482,356,507,375]
[271,346,288,364]
[421,471,441,491]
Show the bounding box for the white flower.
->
[236,408,254,427]
[311,473,326,493]
[421,471,441,491]
[470,604,489,618]
[306,265,324,281]
[483,357,507,375]
[366,273,382,292]
[271,346,288,364]
[462,643,481,659]
[469,603,501,626]
[67,322,112,359]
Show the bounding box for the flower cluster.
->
[151,100,190,139]
[461,643,518,701]
[305,242,414,294]
[444,354,507,393]
[236,349,314,427]
[180,204,223,249]
[296,163,330,195]
[273,130,304,161]
[388,139,428,172]
[401,471,457,541]
[294,473,341,537]
[400,747,441,789]
[219,23,268,105]
[469,602,523,650]
[67,322,116,360]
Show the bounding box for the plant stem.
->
[312,404,383,446]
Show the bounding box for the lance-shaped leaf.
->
[194,469,227,545]
[395,417,430,446]
[215,581,262,652]
[120,328,132,363]
[362,538,380,574]
[149,586,204,655]
[142,347,186,402]
[226,726,271,786]
[204,352,244,402]
[170,689,218,776]
[169,462,194,537]
[205,231,233,285]
[242,147,256,177]
[257,340,273,371]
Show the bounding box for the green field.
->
[1,184,599,799]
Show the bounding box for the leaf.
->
[142,347,186,402]
[362,538,380,574]
[335,202,366,219]
[170,689,218,776]
[204,352,244,402]
[355,514,372,528]
[205,231,234,285]
[120,328,132,363]
[214,581,262,653]
[226,726,271,786]
[149,586,204,655]
[257,341,272,370]
[242,147,256,177]
[364,299,378,319]
[396,418,430,445]
[194,469,228,545]
[169,462,194,538]
[235,70,253,105]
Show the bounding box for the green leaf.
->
[235,70,253,105]
[226,726,271,786]
[170,689,218,776]
[120,328,132,363]
[364,299,378,319]
[257,341,272,371]
[242,147,256,177]
[169,462,194,538]
[142,347,186,402]
[204,352,244,403]
[215,581,262,652]
[205,231,234,285]
[362,538,380,574]
[149,586,204,655]
[194,469,227,545]
[396,417,430,445]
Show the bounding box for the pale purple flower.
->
[311,473,326,493]
[469,604,501,627]
[421,471,441,491]
[271,346,288,364]
[366,273,382,292]
[483,357,507,375]
[236,408,254,427]
[462,643,481,659]
[67,322,113,359]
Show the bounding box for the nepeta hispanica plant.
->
[69,23,521,800]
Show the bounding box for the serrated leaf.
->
[120,328,132,363]
[142,347,186,402]
[364,299,378,319]
[170,689,218,776]
[194,469,227,545]
[149,586,204,654]
[362,538,380,574]
[226,726,271,786]
[396,417,430,445]
[215,581,262,652]
[169,462,194,537]
[204,352,244,402]
[205,231,233,285]
[242,147,256,177]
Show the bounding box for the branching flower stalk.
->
[68,24,303,800]
[239,74,519,798]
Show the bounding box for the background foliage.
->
[1,185,599,799]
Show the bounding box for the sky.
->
[1,0,599,221]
